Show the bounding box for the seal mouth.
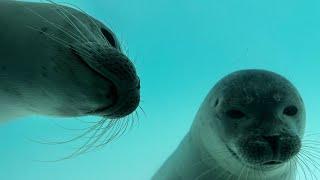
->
[263,160,283,166]
[226,145,283,168]
[70,48,140,118]
[88,82,119,115]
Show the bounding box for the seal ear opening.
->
[100,28,116,47]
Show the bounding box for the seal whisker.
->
[130,113,137,131]
[301,145,320,154]
[138,105,147,118]
[194,166,223,180]
[27,25,69,47]
[287,159,294,180]
[52,119,107,161]
[291,158,299,180]
[23,4,88,45]
[80,120,131,140]
[302,139,320,145]
[73,119,120,153]
[27,25,94,61]
[96,119,129,148]
[47,0,112,60]
[297,153,317,180]
[257,166,266,180]
[294,157,303,180]
[301,153,317,179]
[236,165,246,180]
[302,142,320,148]
[296,153,312,180]
[300,148,320,162]
[220,170,233,180]
[26,119,105,145]
[46,1,90,43]
[73,120,118,155]
[285,160,294,180]
[74,118,125,152]
[303,132,320,137]
[27,119,107,162]
[44,1,108,60]
[114,117,129,139]
[62,118,123,159]
[54,1,108,46]
[299,150,320,176]
[245,165,251,180]
[131,110,140,128]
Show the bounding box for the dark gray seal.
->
[153,69,305,180]
[0,0,140,121]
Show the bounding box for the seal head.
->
[195,69,305,172]
[153,69,305,179]
[0,1,140,120]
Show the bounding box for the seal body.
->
[153,69,305,180]
[0,1,140,121]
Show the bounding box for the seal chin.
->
[70,47,140,119]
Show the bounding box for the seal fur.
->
[0,0,140,121]
[153,69,305,180]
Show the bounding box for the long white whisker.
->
[57,1,108,46]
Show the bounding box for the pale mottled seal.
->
[0,0,140,121]
[153,69,305,180]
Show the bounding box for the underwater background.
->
[1,0,320,179]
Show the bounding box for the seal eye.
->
[226,109,246,119]
[100,28,116,47]
[283,105,298,116]
[214,98,219,107]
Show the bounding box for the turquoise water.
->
[1,0,320,179]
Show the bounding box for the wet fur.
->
[0,0,141,159]
[152,70,320,180]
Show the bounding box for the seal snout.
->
[71,45,140,118]
[99,50,141,119]
[237,133,301,166]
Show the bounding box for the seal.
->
[0,0,140,122]
[153,69,306,180]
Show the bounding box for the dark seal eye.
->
[214,98,219,107]
[100,28,116,47]
[283,105,298,116]
[226,109,246,119]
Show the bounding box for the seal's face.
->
[210,70,305,169]
[26,4,141,119]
